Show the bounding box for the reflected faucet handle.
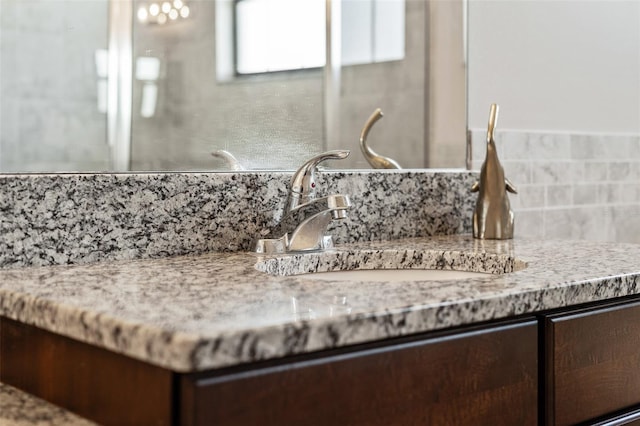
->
[288,150,350,211]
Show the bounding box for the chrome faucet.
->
[255,150,352,254]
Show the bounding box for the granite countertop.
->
[1,235,640,372]
[0,382,96,426]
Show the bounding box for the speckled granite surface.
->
[0,383,96,426]
[1,235,639,372]
[0,171,475,268]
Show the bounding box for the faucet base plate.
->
[255,235,334,255]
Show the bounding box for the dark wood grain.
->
[0,317,175,426]
[181,320,538,426]
[545,300,640,426]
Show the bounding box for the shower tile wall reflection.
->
[0,0,110,172]
[131,0,324,171]
[470,130,640,243]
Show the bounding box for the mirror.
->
[0,0,466,173]
[3,1,637,174]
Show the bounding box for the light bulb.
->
[149,3,159,16]
[169,8,178,20]
[179,5,190,18]
[161,2,171,13]
[137,7,148,22]
[173,0,183,9]
[157,12,167,24]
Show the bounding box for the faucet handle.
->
[288,150,350,211]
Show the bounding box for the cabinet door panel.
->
[546,301,640,426]
[181,320,538,426]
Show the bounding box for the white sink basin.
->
[297,269,492,282]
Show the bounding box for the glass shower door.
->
[0,0,111,172]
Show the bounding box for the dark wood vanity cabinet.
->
[0,318,174,426]
[180,320,538,426]
[0,317,538,426]
[11,297,640,426]
[543,300,640,426]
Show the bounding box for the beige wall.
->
[468,0,640,133]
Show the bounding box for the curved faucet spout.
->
[287,150,350,212]
[211,149,245,171]
[359,108,402,169]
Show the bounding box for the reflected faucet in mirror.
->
[359,108,402,169]
[211,150,245,171]
[255,150,352,254]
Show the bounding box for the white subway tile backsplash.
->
[546,184,573,207]
[583,161,609,182]
[573,184,598,205]
[618,182,640,204]
[528,133,571,160]
[567,161,586,182]
[514,210,544,239]
[543,207,611,241]
[608,162,634,181]
[596,183,621,204]
[509,185,545,210]
[531,161,574,185]
[499,131,529,160]
[502,160,532,185]
[608,205,640,243]
[570,134,601,160]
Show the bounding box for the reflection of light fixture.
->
[137,7,148,22]
[137,1,192,25]
[94,49,109,114]
[136,57,161,118]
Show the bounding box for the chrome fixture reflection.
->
[211,149,245,171]
[135,57,161,118]
[471,104,517,239]
[137,0,190,25]
[255,150,352,254]
[359,108,402,169]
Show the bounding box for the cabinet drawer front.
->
[182,320,537,426]
[547,301,640,426]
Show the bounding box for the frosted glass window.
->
[342,0,405,65]
[373,0,405,62]
[342,0,373,65]
[235,0,326,74]
[233,0,405,74]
